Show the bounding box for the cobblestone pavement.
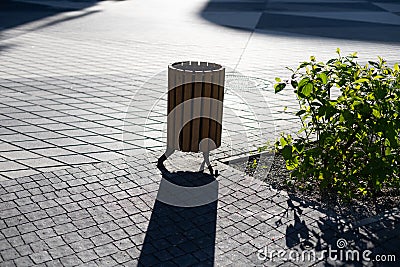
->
[1,0,400,266]
[1,0,399,179]
[1,155,399,266]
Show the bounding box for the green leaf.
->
[274,83,286,93]
[394,63,399,72]
[317,73,328,84]
[281,145,293,160]
[375,89,386,100]
[280,137,287,147]
[290,79,298,88]
[299,62,310,68]
[351,52,358,58]
[275,77,281,82]
[302,83,313,96]
[311,101,322,106]
[298,77,310,89]
[296,110,306,116]
[368,61,379,68]
[372,109,381,118]
[294,143,305,153]
[354,78,369,84]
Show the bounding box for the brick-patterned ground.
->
[1,0,400,265]
[1,0,399,180]
[1,155,399,266]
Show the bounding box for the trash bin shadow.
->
[138,169,218,266]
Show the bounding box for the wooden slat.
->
[167,67,176,148]
[175,69,184,150]
[216,68,225,148]
[181,69,193,152]
[201,71,212,152]
[209,71,219,150]
[190,71,203,152]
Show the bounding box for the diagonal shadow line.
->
[32,10,100,31]
[199,0,400,43]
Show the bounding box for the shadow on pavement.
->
[200,0,400,43]
[138,170,218,266]
[0,0,123,35]
[281,195,400,266]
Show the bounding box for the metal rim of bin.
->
[170,61,224,73]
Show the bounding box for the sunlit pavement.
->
[0,0,399,266]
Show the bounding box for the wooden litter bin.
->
[158,61,225,175]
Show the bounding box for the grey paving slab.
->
[0,155,398,266]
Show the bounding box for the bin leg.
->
[157,148,174,171]
[199,151,215,176]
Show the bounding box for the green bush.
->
[274,49,400,199]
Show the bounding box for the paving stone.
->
[114,238,135,251]
[0,193,17,202]
[94,243,119,258]
[41,258,61,267]
[19,203,41,214]
[14,255,35,267]
[63,203,81,213]
[173,254,201,266]
[74,217,96,230]
[28,187,42,196]
[30,251,52,264]
[48,244,75,259]
[17,222,37,234]
[90,234,113,247]
[30,240,50,253]
[14,197,32,207]
[15,189,32,198]
[39,200,60,210]
[70,239,95,253]
[34,218,55,230]
[62,232,82,244]
[15,244,33,257]
[94,255,118,266]
[0,260,15,267]
[7,236,24,247]
[54,223,77,235]
[45,236,66,249]
[1,247,20,261]
[2,208,20,219]
[0,239,12,251]
[75,249,98,263]
[1,227,19,240]
[21,232,41,244]
[110,250,131,264]
[108,229,129,241]
[98,221,119,233]
[60,254,83,266]
[52,214,71,225]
